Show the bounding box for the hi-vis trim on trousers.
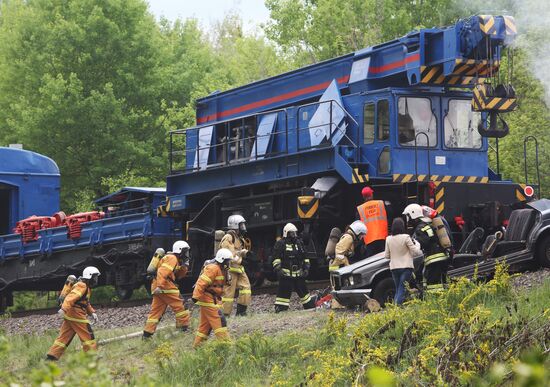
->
[193,305,230,348]
[143,292,190,335]
[47,319,96,359]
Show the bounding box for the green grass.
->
[7,285,151,313]
[1,268,549,386]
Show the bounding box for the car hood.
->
[335,252,386,276]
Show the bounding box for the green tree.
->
[0,0,166,211]
[264,0,458,63]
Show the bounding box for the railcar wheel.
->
[115,287,133,300]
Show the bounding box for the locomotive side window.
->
[398,97,436,147]
[377,100,390,141]
[363,103,375,144]
[444,99,482,149]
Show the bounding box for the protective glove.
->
[191,297,198,304]
[90,313,98,325]
[152,287,162,295]
[302,269,309,278]
[57,308,65,319]
[238,249,248,258]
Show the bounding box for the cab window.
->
[363,103,375,144]
[377,100,390,141]
[398,97,436,147]
[444,99,482,149]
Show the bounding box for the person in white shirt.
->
[384,218,422,305]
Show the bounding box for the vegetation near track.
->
[1,265,548,386]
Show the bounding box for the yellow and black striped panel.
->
[453,59,500,77]
[351,168,369,184]
[503,16,517,36]
[420,65,486,86]
[393,174,489,183]
[297,195,319,219]
[479,15,497,35]
[434,186,445,214]
[156,204,169,217]
[515,183,527,202]
[472,84,517,112]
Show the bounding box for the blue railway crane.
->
[163,15,529,284]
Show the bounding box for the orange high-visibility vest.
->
[357,200,388,244]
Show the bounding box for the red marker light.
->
[524,186,534,197]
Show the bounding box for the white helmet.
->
[172,240,190,255]
[283,223,298,238]
[227,214,246,231]
[82,266,100,279]
[349,221,367,237]
[403,204,424,222]
[215,248,234,264]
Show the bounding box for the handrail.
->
[523,136,541,198]
[170,99,357,173]
[414,132,431,181]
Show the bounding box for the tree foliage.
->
[0,0,547,212]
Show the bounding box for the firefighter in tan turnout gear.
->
[330,221,367,308]
[46,267,100,360]
[192,248,233,347]
[220,215,252,316]
[330,221,367,272]
[142,240,191,338]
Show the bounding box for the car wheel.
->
[371,277,395,307]
[536,235,550,268]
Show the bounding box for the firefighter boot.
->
[275,304,289,313]
[142,331,153,340]
[235,303,248,316]
[45,354,58,361]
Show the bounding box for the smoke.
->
[459,0,550,107]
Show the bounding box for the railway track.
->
[6,280,331,318]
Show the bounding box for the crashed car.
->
[331,199,550,307]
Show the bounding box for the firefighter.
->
[329,220,367,272]
[46,267,100,360]
[219,214,252,317]
[357,186,389,257]
[57,274,77,306]
[142,240,191,338]
[192,248,233,348]
[403,204,450,295]
[329,221,367,308]
[272,223,315,312]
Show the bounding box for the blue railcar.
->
[164,16,529,285]
[0,184,183,311]
[0,147,60,235]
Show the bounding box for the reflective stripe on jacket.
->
[192,263,226,306]
[335,233,355,260]
[357,200,388,244]
[152,254,188,293]
[220,231,250,272]
[61,281,94,322]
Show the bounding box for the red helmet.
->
[361,186,374,199]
